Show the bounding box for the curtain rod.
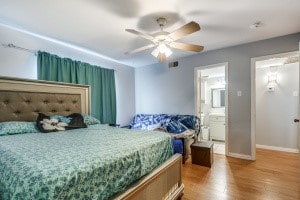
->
[1,43,117,72]
[1,43,37,56]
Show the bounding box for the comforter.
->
[0,124,172,200]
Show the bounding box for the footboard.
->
[113,154,184,200]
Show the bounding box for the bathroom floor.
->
[213,141,225,155]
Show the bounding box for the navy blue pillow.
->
[177,115,196,129]
[166,120,188,134]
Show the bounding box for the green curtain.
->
[37,51,116,124]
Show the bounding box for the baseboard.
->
[256,144,299,153]
[228,152,253,160]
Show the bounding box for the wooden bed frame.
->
[0,76,184,200]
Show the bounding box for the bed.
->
[0,77,184,200]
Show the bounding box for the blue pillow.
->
[166,120,188,134]
[176,115,196,129]
[161,117,171,130]
[0,121,39,136]
[83,114,101,125]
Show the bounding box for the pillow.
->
[166,119,188,134]
[66,113,87,129]
[175,115,196,129]
[83,114,101,125]
[0,121,39,136]
[161,117,171,130]
[147,123,161,131]
[36,113,87,133]
[129,114,154,130]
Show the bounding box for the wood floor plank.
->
[182,149,300,200]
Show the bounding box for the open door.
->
[298,42,300,152]
[195,70,202,142]
[251,51,300,160]
[196,71,202,118]
[194,63,228,156]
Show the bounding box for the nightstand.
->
[190,141,214,167]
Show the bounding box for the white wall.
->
[201,76,225,126]
[135,32,300,156]
[206,77,225,113]
[0,25,135,126]
[256,63,299,149]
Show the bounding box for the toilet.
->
[200,114,210,141]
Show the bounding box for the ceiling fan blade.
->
[158,52,166,62]
[125,44,156,55]
[170,42,204,52]
[125,29,154,41]
[168,21,200,41]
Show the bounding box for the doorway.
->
[251,51,300,159]
[194,63,228,155]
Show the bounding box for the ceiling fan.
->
[125,17,204,62]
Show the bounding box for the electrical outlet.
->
[237,91,242,96]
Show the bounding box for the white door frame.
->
[250,51,299,160]
[194,62,229,156]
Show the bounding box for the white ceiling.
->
[0,0,299,68]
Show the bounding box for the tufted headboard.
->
[0,77,90,122]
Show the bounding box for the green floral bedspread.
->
[0,124,173,200]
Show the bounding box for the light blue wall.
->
[256,63,299,149]
[135,32,300,156]
[0,25,135,126]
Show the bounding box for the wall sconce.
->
[266,66,278,91]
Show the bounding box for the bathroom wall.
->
[201,76,225,126]
[199,65,225,126]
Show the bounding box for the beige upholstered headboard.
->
[0,77,90,122]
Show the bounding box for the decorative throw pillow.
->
[83,114,101,125]
[36,113,87,133]
[66,113,87,129]
[0,121,39,136]
[146,123,161,131]
[161,117,171,130]
[174,115,196,129]
[166,119,188,134]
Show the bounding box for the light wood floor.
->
[182,148,300,200]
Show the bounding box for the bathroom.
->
[197,64,226,154]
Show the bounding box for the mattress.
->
[0,124,173,200]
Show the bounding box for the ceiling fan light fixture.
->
[151,48,159,57]
[125,17,203,61]
[158,44,172,57]
[152,44,172,59]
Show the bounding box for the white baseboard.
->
[228,152,253,160]
[256,144,299,153]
